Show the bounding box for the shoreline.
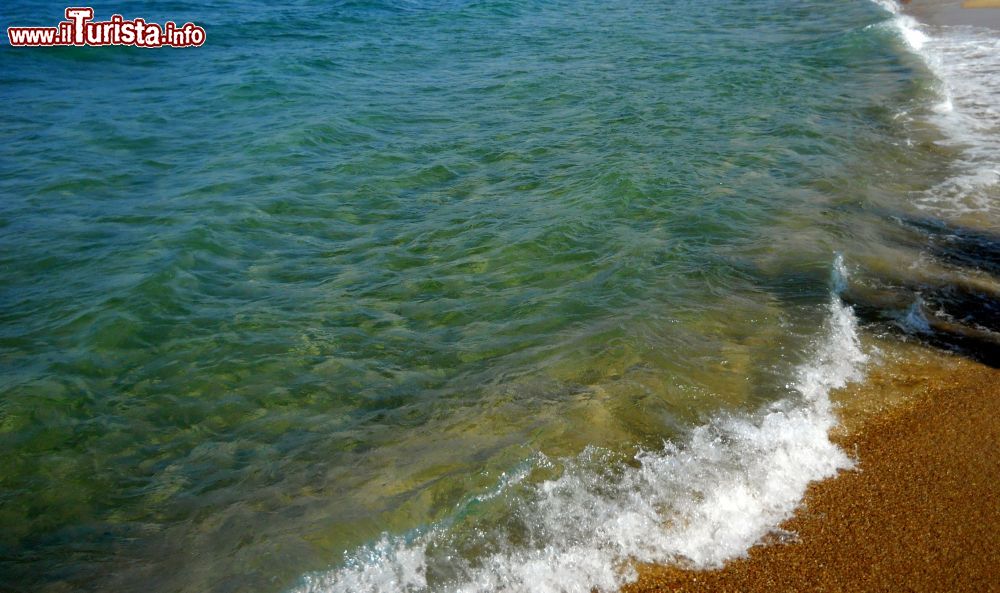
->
[623,348,1000,592]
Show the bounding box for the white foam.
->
[832,252,850,295]
[874,0,1000,216]
[294,263,867,593]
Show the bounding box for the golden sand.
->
[623,351,1000,593]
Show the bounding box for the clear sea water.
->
[1,1,997,592]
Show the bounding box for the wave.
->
[294,257,867,593]
[873,0,1000,216]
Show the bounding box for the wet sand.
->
[903,0,1000,28]
[624,349,1000,592]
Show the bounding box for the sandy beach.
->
[5,0,999,591]
[622,3,1000,590]
[624,348,1000,592]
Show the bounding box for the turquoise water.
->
[2,1,994,592]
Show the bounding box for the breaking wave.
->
[296,259,867,593]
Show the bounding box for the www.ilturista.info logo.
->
[7,7,205,47]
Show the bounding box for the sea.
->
[1,0,997,592]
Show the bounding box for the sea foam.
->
[295,258,867,593]
[875,0,1000,216]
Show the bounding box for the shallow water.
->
[0,1,996,592]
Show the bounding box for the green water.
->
[0,0,973,591]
